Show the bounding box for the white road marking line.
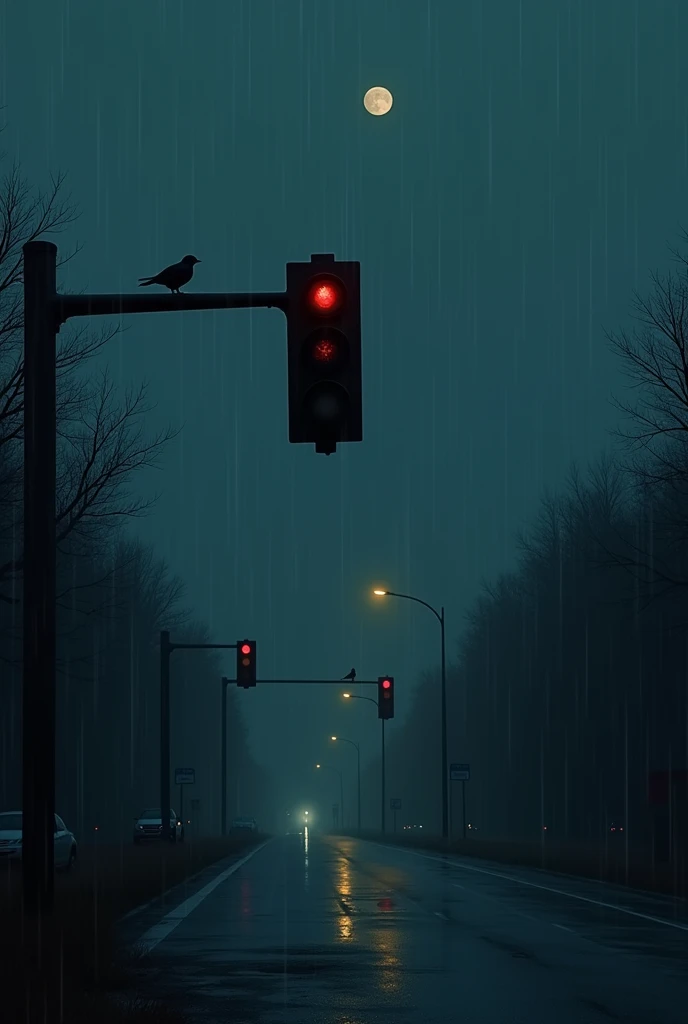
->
[361,841,688,934]
[135,839,272,954]
[434,911,447,919]
[554,923,574,933]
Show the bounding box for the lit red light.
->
[307,278,342,314]
[312,338,337,363]
[382,679,391,690]
[241,643,251,655]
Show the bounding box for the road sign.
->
[450,763,470,782]
[175,768,195,785]
[390,798,402,810]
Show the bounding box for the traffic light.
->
[236,640,257,688]
[285,253,362,455]
[378,676,394,719]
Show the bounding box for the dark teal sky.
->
[3,0,687,816]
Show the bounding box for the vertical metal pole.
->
[179,784,183,824]
[160,631,171,839]
[440,607,448,840]
[221,678,228,835]
[462,780,467,840]
[357,744,361,833]
[22,241,58,916]
[381,718,386,833]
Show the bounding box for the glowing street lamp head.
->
[304,810,309,816]
[342,693,351,698]
[373,589,387,596]
[316,763,321,769]
[331,736,337,741]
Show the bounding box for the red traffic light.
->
[241,643,252,655]
[382,679,391,690]
[307,277,344,315]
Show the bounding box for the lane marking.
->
[554,923,574,933]
[135,839,272,954]
[359,840,688,934]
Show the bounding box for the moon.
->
[363,86,393,116]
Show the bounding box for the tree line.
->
[362,236,688,849]
[0,151,271,837]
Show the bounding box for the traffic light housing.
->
[285,253,362,456]
[236,640,257,688]
[378,676,394,719]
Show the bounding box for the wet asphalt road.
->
[128,831,688,1023]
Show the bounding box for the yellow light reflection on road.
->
[371,928,402,993]
[336,855,354,942]
[304,826,309,890]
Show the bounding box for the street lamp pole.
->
[373,590,448,840]
[316,764,344,831]
[330,736,361,833]
[342,692,384,834]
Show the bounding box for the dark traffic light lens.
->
[242,657,251,667]
[306,276,345,315]
[312,338,338,363]
[304,382,349,424]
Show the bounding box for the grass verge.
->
[1,834,266,1024]
[334,829,688,899]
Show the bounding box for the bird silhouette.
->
[138,255,201,294]
[341,668,356,681]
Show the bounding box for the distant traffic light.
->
[378,676,394,719]
[236,640,257,688]
[285,253,362,456]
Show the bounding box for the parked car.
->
[0,811,77,870]
[133,808,184,844]
[230,817,257,833]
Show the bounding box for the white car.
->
[133,808,184,844]
[0,811,77,870]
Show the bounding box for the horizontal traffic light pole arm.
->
[252,679,380,685]
[170,642,238,652]
[54,291,288,326]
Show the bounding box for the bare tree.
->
[0,152,178,602]
[605,234,688,589]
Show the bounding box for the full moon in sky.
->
[363,86,393,116]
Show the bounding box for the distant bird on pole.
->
[138,255,201,294]
[341,668,356,681]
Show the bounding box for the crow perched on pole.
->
[341,668,356,681]
[138,255,201,294]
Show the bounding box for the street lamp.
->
[315,763,344,831]
[373,586,448,840]
[341,691,386,833]
[330,736,361,833]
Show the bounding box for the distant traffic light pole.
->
[374,589,448,840]
[221,677,231,836]
[330,736,361,833]
[343,692,386,832]
[221,641,258,835]
[21,241,362,916]
[160,632,240,841]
